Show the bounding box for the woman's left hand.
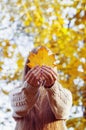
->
[41,65,57,88]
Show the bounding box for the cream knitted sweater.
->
[10,80,72,120]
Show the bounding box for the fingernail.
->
[38,81,40,85]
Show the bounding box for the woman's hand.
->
[25,66,42,88]
[24,65,57,88]
[41,65,57,88]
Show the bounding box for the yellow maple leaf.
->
[27,46,56,68]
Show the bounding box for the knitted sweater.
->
[10,80,72,119]
[10,80,72,130]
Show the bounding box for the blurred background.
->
[0,0,86,130]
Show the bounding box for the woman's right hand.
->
[25,66,42,88]
[41,65,57,88]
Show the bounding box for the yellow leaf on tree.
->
[1,88,9,95]
[27,46,56,68]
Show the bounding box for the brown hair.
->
[22,46,43,81]
[15,46,67,130]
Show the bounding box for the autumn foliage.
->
[27,46,56,68]
[0,0,86,129]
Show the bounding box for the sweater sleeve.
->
[46,80,72,120]
[9,81,39,119]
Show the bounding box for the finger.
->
[39,71,46,86]
[41,67,56,81]
[38,73,44,86]
[42,65,57,77]
[27,67,41,87]
[26,66,41,82]
[42,66,57,79]
[41,71,49,85]
[25,65,39,80]
[33,68,42,87]
[41,69,49,81]
[42,69,54,86]
[42,71,54,87]
[29,69,41,87]
[25,66,39,80]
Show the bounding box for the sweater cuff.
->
[10,81,39,118]
[46,80,72,119]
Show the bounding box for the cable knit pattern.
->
[10,81,39,118]
[10,80,72,120]
[47,80,72,119]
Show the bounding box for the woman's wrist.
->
[44,82,55,88]
[22,80,39,96]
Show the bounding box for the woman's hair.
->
[22,46,40,81]
[22,46,50,81]
[15,46,66,130]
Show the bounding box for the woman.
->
[10,46,72,130]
